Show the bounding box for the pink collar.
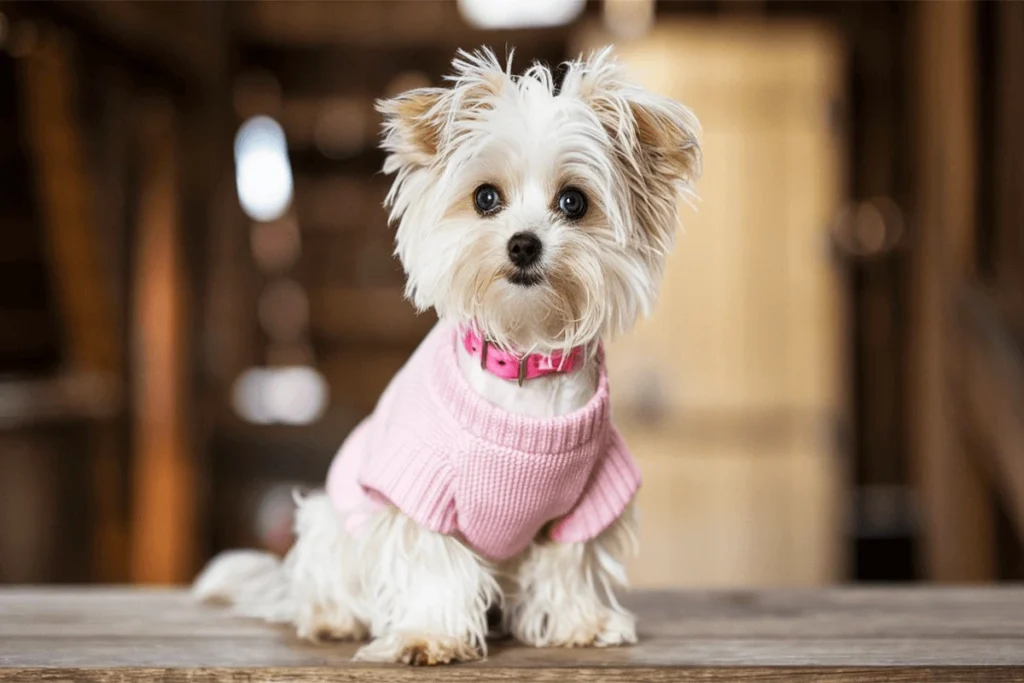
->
[460,326,585,386]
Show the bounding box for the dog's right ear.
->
[378,48,511,175]
[376,88,448,171]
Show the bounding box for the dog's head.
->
[377,47,700,353]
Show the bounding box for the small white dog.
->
[194,46,700,666]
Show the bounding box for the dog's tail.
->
[192,549,295,623]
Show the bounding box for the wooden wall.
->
[577,20,847,586]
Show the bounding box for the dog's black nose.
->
[507,232,542,269]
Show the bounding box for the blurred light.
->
[457,0,585,29]
[235,116,294,223]
[231,366,328,425]
[0,14,9,50]
[266,366,329,425]
[251,216,301,273]
[314,98,367,159]
[257,279,309,342]
[603,0,655,39]
[232,368,274,424]
[831,197,904,258]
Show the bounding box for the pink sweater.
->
[325,321,641,561]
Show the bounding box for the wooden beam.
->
[18,27,127,583]
[129,98,196,585]
[909,0,994,581]
[19,30,119,376]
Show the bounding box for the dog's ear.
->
[377,48,511,173]
[563,47,701,254]
[624,94,702,189]
[570,46,701,185]
[376,87,449,170]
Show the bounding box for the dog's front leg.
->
[507,505,638,648]
[354,509,500,665]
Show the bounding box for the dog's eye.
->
[556,187,588,219]
[473,184,503,215]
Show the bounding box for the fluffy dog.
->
[195,46,700,666]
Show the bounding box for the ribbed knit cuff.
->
[357,443,457,535]
[549,427,642,543]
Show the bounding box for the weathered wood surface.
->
[0,588,1023,681]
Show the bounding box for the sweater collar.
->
[429,323,610,454]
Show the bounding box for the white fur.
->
[194,46,699,665]
[380,47,699,356]
[195,492,637,662]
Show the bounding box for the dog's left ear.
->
[624,92,702,189]
[564,47,701,252]
[376,88,449,171]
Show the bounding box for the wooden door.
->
[575,21,847,587]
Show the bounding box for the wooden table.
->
[1,588,1023,681]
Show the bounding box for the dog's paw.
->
[295,605,368,643]
[515,609,637,648]
[354,632,481,665]
[592,610,638,647]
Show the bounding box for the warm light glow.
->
[456,0,585,29]
[231,365,328,425]
[234,116,294,223]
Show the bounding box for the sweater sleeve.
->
[549,426,641,544]
[357,436,458,536]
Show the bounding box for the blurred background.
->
[0,0,1021,588]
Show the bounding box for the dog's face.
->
[377,48,700,353]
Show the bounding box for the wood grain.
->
[1,588,1022,681]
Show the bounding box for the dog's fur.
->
[194,47,700,665]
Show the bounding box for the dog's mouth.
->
[506,269,544,287]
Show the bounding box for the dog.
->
[194,46,700,665]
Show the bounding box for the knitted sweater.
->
[325,321,641,562]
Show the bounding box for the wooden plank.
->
[909,0,995,581]
[128,100,195,584]
[0,588,1023,680]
